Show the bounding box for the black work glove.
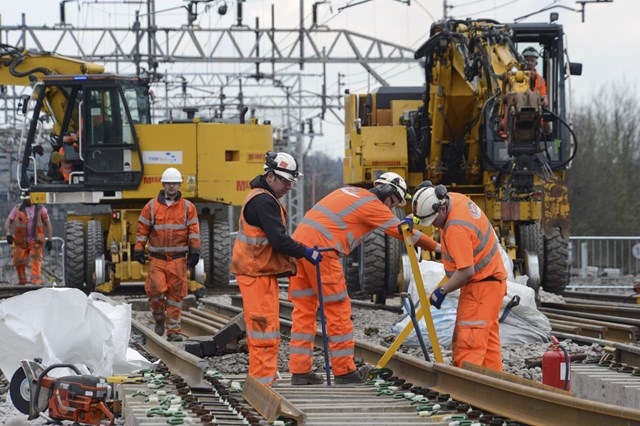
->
[187,252,200,268]
[6,235,13,245]
[133,250,146,265]
[45,240,52,253]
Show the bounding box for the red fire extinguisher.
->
[542,336,571,391]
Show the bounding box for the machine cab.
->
[19,75,149,193]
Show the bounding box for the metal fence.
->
[569,236,640,278]
[0,237,65,285]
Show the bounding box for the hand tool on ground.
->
[377,223,443,368]
[315,246,337,386]
[399,292,431,362]
[499,295,521,323]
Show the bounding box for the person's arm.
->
[134,202,152,252]
[186,202,200,255]
[41,207,53,241]
[441,265,474,293]
[4,216,12,236]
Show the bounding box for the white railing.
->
[569,236,640,278]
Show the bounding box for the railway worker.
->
[133,167,200,342]
[4,191,53,285]
[231,151,323,387]
[522,47,549,108]
[289,172,440,384]
[412,181,507,371]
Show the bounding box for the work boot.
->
[167,333,184,342]
[291,372,324,385]
[154,321,165,336]
[334,365,373,385]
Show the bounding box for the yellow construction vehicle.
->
[1,44,272,293]
[344,20,582,299]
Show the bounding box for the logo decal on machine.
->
[143,151,183,165]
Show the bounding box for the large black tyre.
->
[211,219,231,287]
[518,222,544,290]
[385,234,402,294]
[84,220,104,292]
[543,227,569,293]
[358,228,387,297]
[199,219,212,287]
[64,220,85,288]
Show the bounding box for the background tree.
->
[302,151,343,211]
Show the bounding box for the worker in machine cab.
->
[289,172,440,384]
[58,133,80,182]
[412,181,507,371]
[133,167,200,342]
[231,152,323,387]
[522,47,549,108]
[4,191,53,285]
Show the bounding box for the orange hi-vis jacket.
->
[231,188,296,277]
[440,193,507,282]
[293,186,437,254]
[135,191,200,259]
[531,71,547,97]
[13,205,46,249]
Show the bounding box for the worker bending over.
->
[4,191,53,285]
[290,173,439,384]
[231,152,323,387]
[412,182,507,371]
[134,167,200,342]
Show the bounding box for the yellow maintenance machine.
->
[344,20,582,299]
[1,44,272,293]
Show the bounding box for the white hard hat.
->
[412,184,447,226]
[161,167,183,183]
[522,47,540,59]
[264,152,303,182]
[373,172,410,206]
[19,191,30,200]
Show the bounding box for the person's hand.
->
[133,250,146,265]
[397,216,414,234]
[187,252,200,268]
[6,235,13,245]
[304,247,323,265]
[430,287,447,309]
[45,240,52,253]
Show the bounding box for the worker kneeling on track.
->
[231,152,323,387]
[134,167,200,342]
[290,173,440,384]
[412,181,507,371]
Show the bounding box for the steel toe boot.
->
[154,321,165,336]
[167,333,184,342]
[291,372,324,385]
[334,365,373,385]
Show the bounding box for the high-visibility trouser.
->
[451,279,507,371]
[288,255,355,377]
[13,242,43,285]
[145,257,188,335]
[237,274,281,386]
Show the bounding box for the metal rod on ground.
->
[400,292,431,362]
[315,246,335,386]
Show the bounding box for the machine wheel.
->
[543,227,569,293]
[344,250,365,299]
[518,222,544,291]
[357,229,387,298]
[9,367,30,415]
[199,219,212,287]
[211,219,231,287]
[84,220,104,292]
[64,220,85,288]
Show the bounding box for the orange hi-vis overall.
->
[440,193,507,371]
[135,192,200,336]
[231,188,296,386]
[289,187,437,376]
[12,205,47,285]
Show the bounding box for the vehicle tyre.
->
[84,220,104,292]
[359,228,386,298]
[64,220,85,289]
[199,219,212,287]
[543,227,569,293]
[518,222,544,291]
[211,219,231,287]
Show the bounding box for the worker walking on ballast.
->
[4,191,53,285]
[289,173,440,384]
[134,167,200,342]
[231,152,323,387]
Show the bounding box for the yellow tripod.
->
[376,223,445,367]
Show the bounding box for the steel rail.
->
[561,291,640,304]
[543,301,640,320]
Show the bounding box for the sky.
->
[1,0,637,158]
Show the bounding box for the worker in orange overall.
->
[231,152,323,387]
[4,191,53,285]
[412,182,507,371]
[290,172,440,384]
[59,133,80,182]
[522,47,548,108]
[134,167,200,342]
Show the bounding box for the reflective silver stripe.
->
[188,233,200,240]
[291,332,316,342]
[331,348,354,358]
[235,232,269,245]
[186,218,198,226]
[291,288,316,298]
[136,236,148,242]
[335,241,346,254]
[474,226,492,256]
[148,246,189,253]
[166,299,182,308]
[314,204,348,230]
[150,296,166,303]
[138,216,152,226]
[247,330,280,340]
[300,217,334,241]
[256,376,274,384]
[458,320,487,326]
[167,318,180,326]
[154,224,187,230]
[336,194,377,217]
[290,346,314,356]
[345,232,356,250]
[183,200,190,225]
[474,242,499,274]
[149,199,155,224]
[412,230,422,244]
[377,216,400,234]
[328,333,353,343]
[15,224,27,228]
[153,313,165,321]
[442,253,454,262]
[323,290,347,303]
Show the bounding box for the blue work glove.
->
[133,250,146,265]
[397,216,414,234]
[304,247,323,265]
[430,287,447,309]
[187,252,200,268]
[45,240,53,253]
